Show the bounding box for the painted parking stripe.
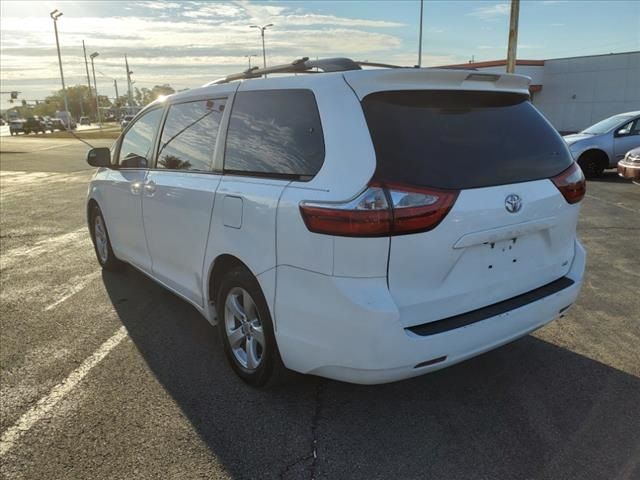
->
[585,194,639,213]
[44,271,101,311]
[0,326,128,456]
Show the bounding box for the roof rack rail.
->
[209,57,363,85]
[356,61,406,69]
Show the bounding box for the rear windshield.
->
[362,91,572,190]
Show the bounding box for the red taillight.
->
[551,163,586,204]
[299,182,459,237]
[385,183,459,235]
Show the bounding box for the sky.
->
[1,0,639,110]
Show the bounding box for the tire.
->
[89,205,125,271]
[578,151,606,178]
[216,267,288,387]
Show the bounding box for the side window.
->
[224,89,325,179]
[630,118,640,135]
[157,98,226,171]
[118,108,163,168]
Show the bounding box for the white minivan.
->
[86,58,586,386]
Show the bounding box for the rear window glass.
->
[224,89,325,179]
[362,91,572,190]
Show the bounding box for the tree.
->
[30,85,108,120]
[134,84,176,106]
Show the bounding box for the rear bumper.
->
[618,161,640,180]
[274,240,586,384]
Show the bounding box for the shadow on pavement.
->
[588,170,628,184]
[102,267,640,480]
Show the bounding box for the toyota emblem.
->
[505,194,522,213]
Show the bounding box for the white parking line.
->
[44,271,101,311]
[585,194,639,213]
[0,326,128,456]
[0,227,87,270]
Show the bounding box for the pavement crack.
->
[308,379,325,480]
[279,379,325,480]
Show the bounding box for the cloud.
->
[274,14,403,28]
[134,1,183,9]
[467,3,510,20]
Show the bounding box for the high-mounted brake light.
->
[551,162,586,204]
[299,182,459,237]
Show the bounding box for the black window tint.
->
[362,91,573,190]
[118,108,163,168]
[157,98,226,171]
[224,90,324,178]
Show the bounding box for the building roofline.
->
[441,50,640,69]
[542,50,640,62]
[439,59,544,68]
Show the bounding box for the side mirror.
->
[86,147,112,167]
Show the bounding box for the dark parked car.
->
[23,117,47,134]
[9,120,24,135]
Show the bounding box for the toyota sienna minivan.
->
[86,58,586,386]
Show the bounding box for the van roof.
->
[150,57,532,109]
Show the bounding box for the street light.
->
[249,24,273,73]
[244,54,258,69]
[50,10,70,128]
[90,52,102,127]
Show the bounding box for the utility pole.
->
[50,10,70,128]
[125,55,133,107]
[114,79,119,100]
[250,24,273,75]
[506,0,520,73]
[90,52,102,127]
[418,0,424,67]
[83,40,93,117]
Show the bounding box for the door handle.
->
[143,181,157,196]
[130,181,142,195]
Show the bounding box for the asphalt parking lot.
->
[1,135,638,480]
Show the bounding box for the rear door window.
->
[157,98,226,171]
[224,89,325,179]
[362,90,573,190]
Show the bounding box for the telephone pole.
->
[506,0,520,73]
[125,55,133,107]
[82,40,93,116]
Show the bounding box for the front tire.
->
[216,267,287,387]
[578,151,606,178]
[89,205,124,271]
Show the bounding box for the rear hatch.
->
[354,80,582,328]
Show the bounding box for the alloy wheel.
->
[224,287,265,371]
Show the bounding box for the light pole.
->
[506,0,520,73]
[90,52,102,127]
[244,54,257,69]
[50,10,70,128]
[417,0,424,67]
[250,24,273,73]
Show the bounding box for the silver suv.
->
[563,111,640,177]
